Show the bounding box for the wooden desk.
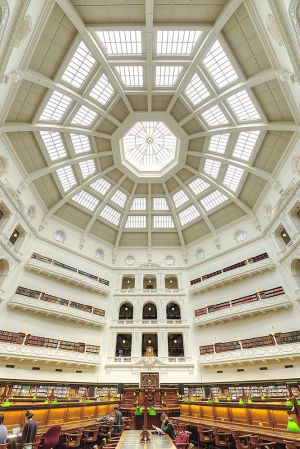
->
[116,430,175,448]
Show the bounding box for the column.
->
[132,330,142,358]
[158,331,168,358]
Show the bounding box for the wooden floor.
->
[115,430,175,448]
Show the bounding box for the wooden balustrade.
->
[191,252,269,286]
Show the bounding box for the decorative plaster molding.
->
[194,295,292,326]
[289,0,300,48]
[105,356,194,371]
[110,319,189,329]
[0,342,101,366]
[9,295,106,327]
[198,343,300,366]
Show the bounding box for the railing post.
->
[272,333,278,345]
[256,291,261,300]
[213,343,216,354]
[239,340,243,350]
[38,292,43,300]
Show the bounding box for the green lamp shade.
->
[286,400,293,406]
[52,399,58,404]
[214,398,219,403]
[261,396,265,400]
[287,417,300,432]
[239,399,244,405]
[297,399,300,405]
[247,399,253,404]
[135,407,142,416]
[1,401,10,407]
[149,407,156,416]
[207,399,212,404]
[44,400,49,404]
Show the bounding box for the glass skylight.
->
[61,41,96,89]
[204,159,221,179]
[89,74,114,105]
[203,40,238,89]
[173,189,189,208]
[232,131,260,161]
[97,30,142,55]
[71,106,98,126]
[39,91,72,122]
[115,66,144,87]
[100,205,121,225]
[56,166,77,192]
[72,190,99,211]
[156,30,202,55]
[155,66,182,87]
[125,215,147,228]
[227,90,261,121]
[208,134,230,154]
[111,190,127,208]
[179,205,200,225]
[189,178,209,195]
[40,131,67,161]
[90,178,111,195]
[201,105,228,127]
[153,198,169,210]
[153,215,175,228]
[70,134,91,154]
[223,165,244,191]
[201,190,227,211]
[79,159,96,178]
[122,121,177,172]
[131,198,147,210]
[184,73,210,106]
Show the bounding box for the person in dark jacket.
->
[161,415,176,441]
[21,410,38,444]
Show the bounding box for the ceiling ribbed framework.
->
[3,0,297,253]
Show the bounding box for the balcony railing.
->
[190,253,274,293]
[194,287,290,325]
[0,330,101,365]
[115,288,181,295]
[10,287,106,326]
[106,356,193,365]
[199,330,300,365]
[111,318,187,327]
[26,253,110,294]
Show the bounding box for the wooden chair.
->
[63,431,83,449]
[283,441,298,449]
[213,429,231,449]
[17,436,41,449]
[0,444,8,449]
[232,431,252,449]
[82,425,100,449]
[98,423,112,442]
[197,425,214,448]
[249,436,276,449]
[111,424,124,438]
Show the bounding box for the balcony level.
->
[26,253,110,295]
[199,330,300,366]
[111,318,189,328]
[114,288,183,295]
[0,330,101,367]
[190,253,275,294]
[194,287,291,326]
[9,287,106,327]
[105,356,194,372]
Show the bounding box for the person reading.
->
[152,415,176,441]
[0,414,8,444]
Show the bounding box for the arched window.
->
[166,302,181,320]
[143,302,157,320]
[119,303,133,320]
[0,203,10,230]
[0,258,9,287]
[9,225,26,249]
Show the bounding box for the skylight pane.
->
[185,73,210,105]
[204,159,221,178]
[125,215,147,228]
[173,189,189,208]
[189,178,209,195]
[155,66,182,87]
[72,190,99,211]
[201,190,227,211]
[208,134,229,154]
[61,41,96,89]
[115,66,144,87]
[97,30,142,55]
[100,205,121,225]
[227,90,261,121]
[70,134,91,154]
[179,205,200,225]
[153,198,169,210]
[39,91,72,121]
[40,131,67,161]
[223,165,244,191]
[79,159,96,178]
[90,178,111,195]
[111,190,127,208]
[153,216,174,228]
[56,166,77,192]
[71,106,98,126]
[201,105,228,127]
[131,198,147,211]
[232,131,260,161]
[203,40,238,89]
[156,30,202,55]
[89,74,114,105]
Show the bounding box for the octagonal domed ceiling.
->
[3,0,297,251]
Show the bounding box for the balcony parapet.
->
[105,356,194,371]
[114,288,183,295]
[190,253,275,294]
[198,342,300,366]
[110,319,189,328]
[25,253,110,295]
[9,293,106,327]
[194,288,291,326]
[0,341,101,366]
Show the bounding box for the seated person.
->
[0,414,8,444]
[161,415,176,441]
[174,430,190,448]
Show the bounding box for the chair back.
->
[232,431,252,449]
[283,441,298,449]
[0,444,8,449]
[42,425,61,449]
[197,426,213,443]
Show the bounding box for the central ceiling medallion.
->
[122,121,177,172]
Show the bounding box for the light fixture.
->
[282,232,287,237]
[148,279,152,284]
[171,307,175,311]
[148,339,152,344]
[122,340,126,344]
[169,280,173,284]
[127,279,130,283]
[124,307,128,311]
[148,307,152,311]
[174,339,177,344]
[13,233,18,238]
